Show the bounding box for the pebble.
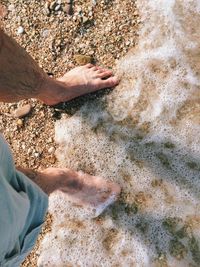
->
[54,4,61,11]
[79,43,85,49]
[77,6,82,13]
[8,4,15,12]
[16,119,23,126]
[88,50,95,56]
[48,147,55,154]
[44,8,50,15]
[42,29,50,38]
[82,16,89,23]
[47,137,54,143]
[92,0,97,6]
[17,26,24,35]
[74,54,93,65]
[13,104,32,118]
[22,144,26,150]
[34,152,40,158]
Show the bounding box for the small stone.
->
[48,147,55,154]
[42,29,50,38]
[49,156,56,164]
[8,4,15,12]
[22,144,26,150]
[44,8,50,15]
[74,54,93,65]
[54,4,61,11]
[79,43,85,49]
[47,137,53,143]
[13,104,32,118]
[82,16,89,23]
[88,50,95,56]
[17,26,24,35]
[16,119,23,126]
[77,6,82,13]
[92,0,97,6]
[34,152,40,158]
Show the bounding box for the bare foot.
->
[57,64,119,93]
[39,64,119,105]
[18,167,121,211]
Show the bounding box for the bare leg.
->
[17,167,121,209]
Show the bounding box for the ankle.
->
[37,77,70,105]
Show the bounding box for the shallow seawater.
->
[38,0,200,266]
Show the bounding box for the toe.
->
[96,66,105,71]
[91,66,98,71]
[85,63,94,68]
[100,76,120,88]
[97,70,113,78]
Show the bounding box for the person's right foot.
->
[20,167,121,213]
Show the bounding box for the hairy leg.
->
[0,30,119,105]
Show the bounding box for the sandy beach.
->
[1,0,200,266]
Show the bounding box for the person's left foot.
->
[39,64,119,105]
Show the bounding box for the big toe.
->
[100,76,120,88]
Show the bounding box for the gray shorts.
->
[0,134,48,267]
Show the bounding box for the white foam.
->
[38,0,200,266]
